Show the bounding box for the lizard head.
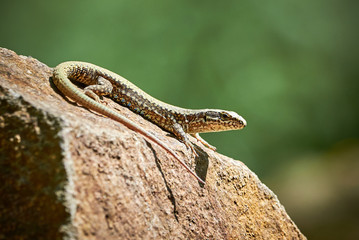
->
[185,110,247,133]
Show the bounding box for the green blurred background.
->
[1,0,358,239]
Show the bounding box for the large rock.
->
[0,47,306,239]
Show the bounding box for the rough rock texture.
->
[0,47,306,240]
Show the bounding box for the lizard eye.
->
[205,111,220,122]
[220,112,231,120]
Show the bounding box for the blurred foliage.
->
[1,0,358,239]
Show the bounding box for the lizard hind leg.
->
[84,76,113,103]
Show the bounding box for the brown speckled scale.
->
[53,61,247,184]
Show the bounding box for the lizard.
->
[52,61,247,185]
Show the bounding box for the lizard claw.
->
[84,89,101,103]
[84,89,108,105]
[192,133,217,151]
[185,141,199,158]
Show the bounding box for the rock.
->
[0,47,306,239]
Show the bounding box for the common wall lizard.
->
[52,61,247,184]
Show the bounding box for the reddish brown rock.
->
[0,47,306,240]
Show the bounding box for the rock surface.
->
[0,47,306,240]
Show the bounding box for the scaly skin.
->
[53,61,247,184]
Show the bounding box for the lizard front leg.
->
[172,123,199,157]
[191,133,217,151]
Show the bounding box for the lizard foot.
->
[191,133,217,151]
